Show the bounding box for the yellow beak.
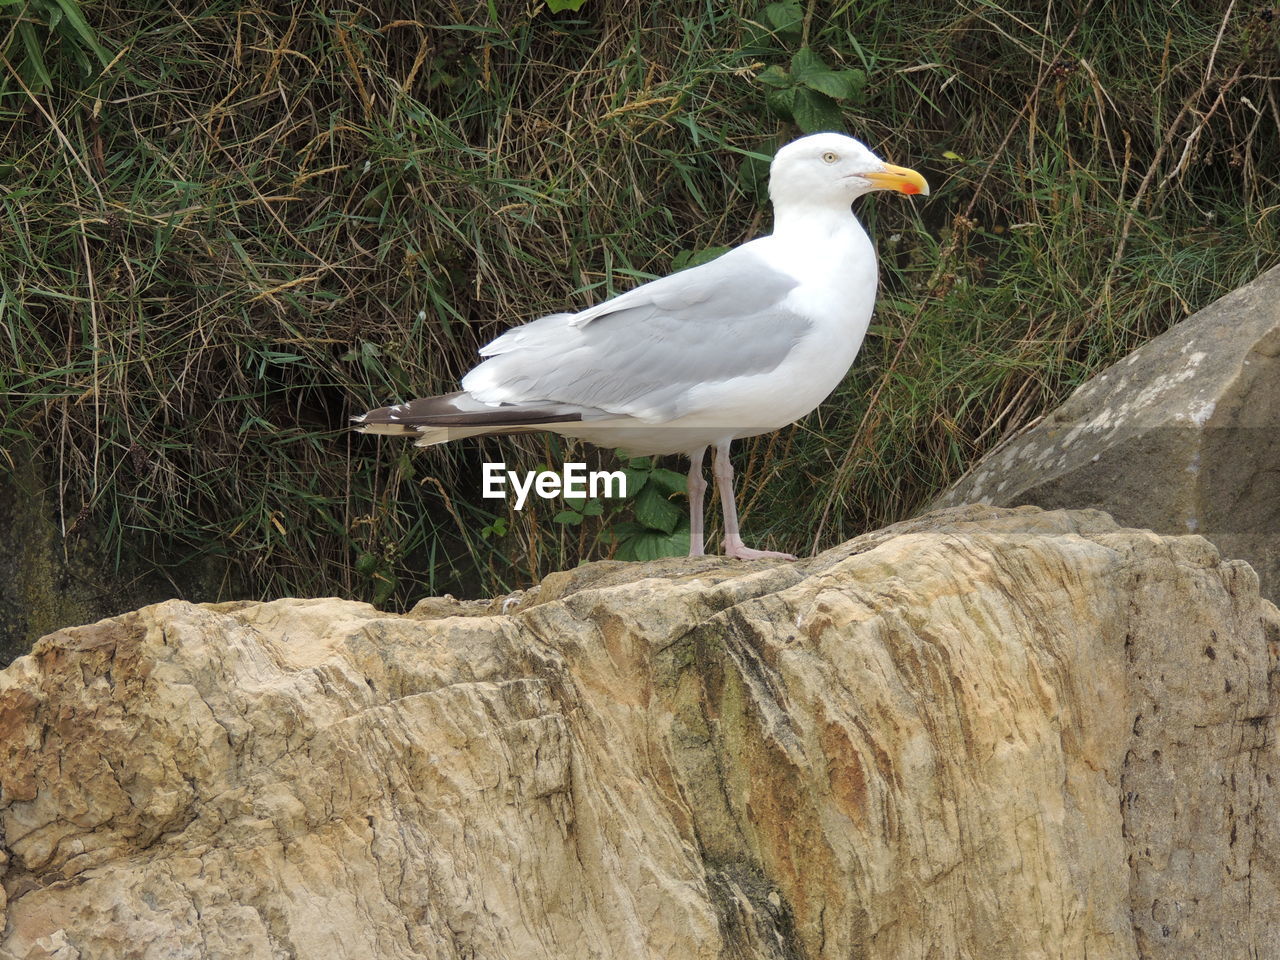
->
[862,163,930,196]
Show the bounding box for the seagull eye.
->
[822,151,839,164]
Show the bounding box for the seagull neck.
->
[770,202,859,242]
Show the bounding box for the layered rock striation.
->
[0,506,1276,959]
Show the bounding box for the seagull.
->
[354,132,929,560]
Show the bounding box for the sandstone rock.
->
[0,506,1275,959]
[936,264,1280,605]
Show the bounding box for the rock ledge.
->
[0,506,1276,959]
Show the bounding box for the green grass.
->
[1,0,1277,610]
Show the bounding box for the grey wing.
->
[461,245,809,422]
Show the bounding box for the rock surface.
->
[0,506,1276,959]
[936,263,1280,606]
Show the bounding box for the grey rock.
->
[937,263,1280,602]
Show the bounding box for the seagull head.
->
[769,132,930,208]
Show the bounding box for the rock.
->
[0,505,1276,959]
[936,264,1280,605]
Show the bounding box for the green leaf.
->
[765,85,798,122]
[480,517,509,540]
[791,87,844,133]
[663,527,692,557]
[632,484,681,534]
[763,1,804,37]
[672,245,731,271]
[372,574,396,606]
[553,510,584,525]
[563,495,587,511]
[789,47,831,83]
[799,68,866,103]
[616,527,690,562]
[51,0,112,66]
[17,23,52,92]
[603,521,647,543]
[789,51,865,106]
[622,466,651,494]
[647,468,688,495]
[756,65,794,90]
[545,0,589,11]
[580,499,604,516]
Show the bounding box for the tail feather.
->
[351,391,585,445]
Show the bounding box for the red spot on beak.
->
[901,183,921,196]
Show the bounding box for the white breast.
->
[679,216,878,432]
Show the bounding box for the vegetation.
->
[1,0,1277,609]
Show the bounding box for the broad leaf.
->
[647,468,688,495]
[633,484,681,535]
[765,85,798,122]
[603,521,647,542]
[757,64,794,90]
[800,68,866,103]
[763,0,804,37]
[791,87,844,133]
[789,47,831,83]
[617,527,690,562]
[622,466,651,494]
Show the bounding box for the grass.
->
[0,0,1277,612]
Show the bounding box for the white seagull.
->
[354,132,929,560]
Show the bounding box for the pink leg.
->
[687,447,707,557]
[711,440,796,561]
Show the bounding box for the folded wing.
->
[462,244,810,422]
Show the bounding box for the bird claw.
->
[723,543,798,561]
